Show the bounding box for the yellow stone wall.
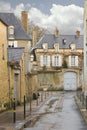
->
[0,21,9,105]
[9,53,26,103]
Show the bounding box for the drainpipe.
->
[20,66,22,104]
[8,65,11,108]
[7,26,11,109]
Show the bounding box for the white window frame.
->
[42,43,48,52]
[43,55,47,66]
[69,55,78,67]
[70,43,76,51]
[52,55,62,67]
[71,56,75,66]
[40,55,50,67]
[54,43,59,52]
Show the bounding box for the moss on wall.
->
[38,72,63,90]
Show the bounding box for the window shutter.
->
[75,56,78,66]
[59,55,62,66]
[40,55,43,66]
[52,56,55,66]
[69,56,71,66]
[14,41,18,47]
[47,56,50,66]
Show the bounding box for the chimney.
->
[33,26,38,47]
[21,11,28,33]
[55,27,59,37]
[76,30,80,38]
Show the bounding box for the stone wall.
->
[0,21,9,105]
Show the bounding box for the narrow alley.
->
[24,92,87,130]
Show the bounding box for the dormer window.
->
[8,26,14,39]
[42,43,48,52]
[63,39,66,45]
[54,43,59,52]
[70,43,76,50]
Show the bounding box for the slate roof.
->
[0,12,32,40]
[8,47,24,62]
[36,34,83,49]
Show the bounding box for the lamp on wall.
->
[30,54,34,62]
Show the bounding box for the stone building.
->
[0,12,32,108]
[8,48,25,104]
[31,29,83,91]
[0,19,9,108]
[83,0,87,95]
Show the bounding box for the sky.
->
[0,0,84,34]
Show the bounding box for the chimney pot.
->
[76,30,80,38]
[21,11,28,33]
[55,27,59,37]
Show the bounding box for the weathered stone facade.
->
[0,21,9,106]
[31,30,83,91]
[36,48,83,90]
[8,52,25,104]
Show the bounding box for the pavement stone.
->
[0,92,59,130]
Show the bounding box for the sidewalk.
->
[75,95,87,124]
[0,91,58,130]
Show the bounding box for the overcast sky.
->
[0,0,84,34]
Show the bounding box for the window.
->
[14,41,18,47]
[42,43,48,52]
[54,56,59,66]
[43,55,47,66]
[54,43,59,52]
[63,39,66,45]
[70,43,76,50]
[71,56,75,66]
[52,55,62,67]
[40,55,50,66]
[69,56,78,67]
[8,26,14,39]
[8,41,14,47]
[8,41,18,48]
[8,26,14,35]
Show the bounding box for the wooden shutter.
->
[40,55,43,66]
[75,56,78,66]
[69,56,71,66]
[59,55,62,66]
[47,55,50,66]
[52,55,55,66]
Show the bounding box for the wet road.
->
[24,92,87,130]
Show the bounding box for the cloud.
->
[14,3,31,18]
[29,4,83,34]
[29,8,48,28]
[0,2,12,11]
[14,3,25,17]
[0,1,84,34]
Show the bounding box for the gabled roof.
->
[0,12,32,40]
[8,47,24,62]
[36,34,83,49]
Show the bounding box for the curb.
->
[74,96,87,124]
[15,96,52,130]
